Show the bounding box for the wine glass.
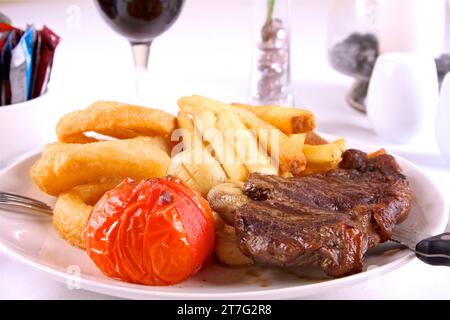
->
[94,0,185,101]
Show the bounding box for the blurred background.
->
[1,0,449,140]
[1,0,354,119]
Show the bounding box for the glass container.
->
[249,0,293,107]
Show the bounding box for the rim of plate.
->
[0,235,416,299]
[0,141,447,299]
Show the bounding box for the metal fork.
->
[0,192,53,216]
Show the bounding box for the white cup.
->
[0,93,54,168]
[436,72,450,163]
[367,53,439,144]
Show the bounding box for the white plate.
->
[0,139,447,300]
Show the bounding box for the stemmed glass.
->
[94,0,185,101]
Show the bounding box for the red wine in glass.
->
[95,0,185,99]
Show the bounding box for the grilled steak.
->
[232,149,412,277]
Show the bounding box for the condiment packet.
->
[0,23,59,106]
[29,30,41,100]
[0,23,23,39]
[0,31,11,102]
[0,32,7,104]
[10,26,35,104]
[0,23,22,106]
[0,12,11,25]
[0,30,18,106]
[32,26,60,98]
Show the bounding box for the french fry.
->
[176,111,207,161]
[236,111,306,175]
[368,148,386,159]
[302,161,341,175]
[167,149,226,197]
[216,111,278,175]
[302,139,345,174]
[178,95,307,175]
[303,143,342,164]
[176,111,195,150]
[178,95,222,115]
[232,103,316,134]
[194,110,249,181]
[289,133,306,150]
[173,111,227,194]
[333,138,346,152]
[305,131,329,145]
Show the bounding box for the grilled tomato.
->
[84,176,215,285]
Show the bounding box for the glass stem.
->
[130,41,152,103]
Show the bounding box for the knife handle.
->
[415,232,450,266]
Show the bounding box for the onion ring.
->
[30,138,171,196]
[56,101,176,143]
[53,178,122,248]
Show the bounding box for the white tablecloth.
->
[0,0,449,299]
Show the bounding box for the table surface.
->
[0,0,449,299]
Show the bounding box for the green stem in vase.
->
[266,0,276,23]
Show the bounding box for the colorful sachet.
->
[0,15,60,106]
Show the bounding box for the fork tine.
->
[0,192,48,203]
[0,198,51,209]
[0,202,53,216]
[0,192,54,216]
[0,194,49,204]
[0,192,52,209]
[0,196,51,210]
